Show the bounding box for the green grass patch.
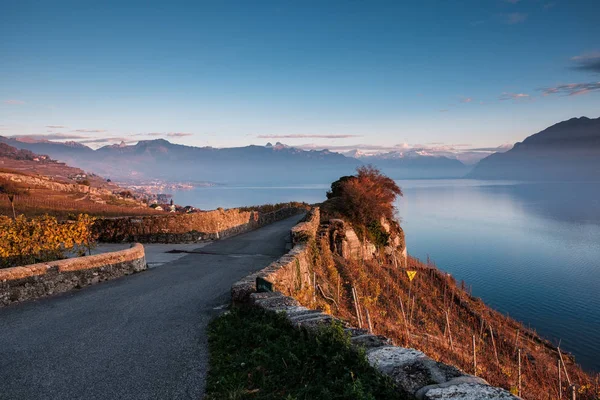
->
[205,307,404,400]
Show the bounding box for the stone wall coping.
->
[0,244,145,282]
[230,208,520,400]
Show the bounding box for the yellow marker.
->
[406,270,417,282]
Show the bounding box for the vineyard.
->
[306,240,598,400]
[0,193,162,219]
[0,214,97,269]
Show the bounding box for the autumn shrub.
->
[0,214,97,268]
[325,166,402,248]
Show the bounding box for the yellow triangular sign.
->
[406,270,417,282]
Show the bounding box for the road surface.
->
[0,214,303,400]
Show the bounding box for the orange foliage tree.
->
[327,166,402,245]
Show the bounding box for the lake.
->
[171,180,600,372]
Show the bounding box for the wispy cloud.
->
[4,100,25,105]
[46,125,68,129]
[167,132,193,137]
[257,134,363,139]
[502,12,527,24]
[469,144,513,152]
[439,109,449,112]
[571,51,600,73]
[73,129,107,133]
[10,133,88,141]
[460,97,473,103]
[78,137,133,144]
[540,82,600,96]
[543,2,557,10]
[499,92,531,101]
[504,0,521,3]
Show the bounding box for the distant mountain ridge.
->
[349,150,468,179]
[469,116,600,181]
[0,137,361,184]
[0,136,470,183]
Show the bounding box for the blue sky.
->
[1,0,599,160]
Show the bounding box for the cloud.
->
[460,97,473,103]
[167,132,193,137]
[78,137,133,144]
[439,109,449,112]
[543,2,556,10]
[540,82,600,96]
[469,144,514,152]
[257,134,363,139]
[73,129,107,133]
[571,51,600,73]
[4,100,25,105]
[504,0,520,3]
[46,125,68,129]
[502,12,527,24]
[10,133,88,141]
[499,92,531,101]
[133,132,195,138]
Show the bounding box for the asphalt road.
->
[0,214,304,400]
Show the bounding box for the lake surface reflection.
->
[396,180,600,372]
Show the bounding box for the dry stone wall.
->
[231,208,519,400]
[95,206,306,243]
[0,244,146,307]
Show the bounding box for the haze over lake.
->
[173,180,600,372]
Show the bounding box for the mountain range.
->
[0,137,470,184]
[2,116,598,184]
[469,116,600,181]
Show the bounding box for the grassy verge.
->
[206,307,404,400]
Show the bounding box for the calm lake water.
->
[172,180,600,372]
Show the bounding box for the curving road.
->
[0,214,304,400]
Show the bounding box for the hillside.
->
[469,117,600,180]
[0,143,160,218]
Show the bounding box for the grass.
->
[205,307,404,400]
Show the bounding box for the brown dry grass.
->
[305,239,597,400]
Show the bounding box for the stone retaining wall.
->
[231,207,320,304]
[231,208,519,400]
[0,244,146,307]
[95,206,307,243]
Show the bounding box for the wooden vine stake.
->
[489,324,500,367]
[445,309,454,350]
[351,286,363,328]
[559,358,562,400]
[365,307,373,333]
[398,295,410,345]
[313,271,317,305]
[517,348,522,397]
[472,334,477,376]
[558,346,572,387]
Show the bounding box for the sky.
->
[1,0,599,161]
